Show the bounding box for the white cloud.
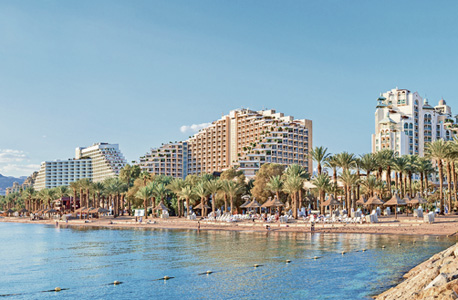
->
[0,149,28,163]
[180,122,211,133]
[0,164,40,177]
[0,149,39,177]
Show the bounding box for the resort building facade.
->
[372,88,456,157]
[34,143,126,190]
[138,109,313,178]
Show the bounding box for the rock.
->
[424,273,449,290]
[376,243,458,300]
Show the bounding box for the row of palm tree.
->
[2,138,457,217]
[310,139,458,215]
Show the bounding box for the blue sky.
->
[1,0,458,177]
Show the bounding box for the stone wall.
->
[376,242,458,300]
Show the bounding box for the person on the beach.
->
[197,221,201,231]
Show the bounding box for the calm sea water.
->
[0,222,454,300]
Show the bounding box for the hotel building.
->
[34,143,126,190]
[138,109,313,178]
[372,87,456,157]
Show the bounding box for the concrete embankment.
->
[376,242,458,300]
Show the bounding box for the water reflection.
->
[0,223,454,300]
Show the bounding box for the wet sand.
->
[2,214,458,236]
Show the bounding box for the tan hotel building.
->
[138,109,312,178]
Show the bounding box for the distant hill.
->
[0,174,27,192]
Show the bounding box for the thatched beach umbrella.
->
[194,202,210,210]
[321,194,340,217]
[239,199,250,209]
[18,208,28,215]
[409,193,427,206]
[383,193,406,219]
[402,194,412,216]
[245,199,261,214]
[365,194,384,213]
[154,202,170,211]
[88,207,109,214]
[356,195,367,206]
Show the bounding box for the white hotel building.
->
[34,143,126,190]
[372,87,456,157]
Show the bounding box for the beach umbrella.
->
[45,208,58,214]
[383,193,406,219]
[244,200,261,208]
[244,199,261,214]
[365,194,384,206]
[402,194,412,216]
[18,208,28,214]
[270,197,284,207]
[365,194,384,213]
[5,209,14,215]
[239,199,251,209]
[88,207,109,214]
[321,194,340,217]
[83,207,95,213]
[356,195,367,206]
[193,202,210,210]
[75,207,87,213]
[269,197,284,214]
[409,193,427,206]
[154,202,170,211]
[261,198,273,208]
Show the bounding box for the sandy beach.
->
[2,214,458,236]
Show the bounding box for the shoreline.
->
[375,241,458,299]
[2,214,458,236]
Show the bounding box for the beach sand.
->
[2,214,458,236]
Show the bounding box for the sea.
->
[0,222,454,299]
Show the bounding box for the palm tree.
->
[339,169,359,211]
[392,156,408,197]
[426,139,451,214]
[69,181,79,212]
[312,174,331,214]
[416,157,433,197]
[359,153,377,178]
[335,152,356,206]
[221,180,243,215]
[362,175,378,197]
[405,155,419,197]
[140,171,152,187]
[168,178,186,217]
[324,156,339,197]
[93,182,105,209]
[205,179,221,217]
[39,188,56,210]
[178,185,194,217]
[136,185,153,219]
[282,175,304,218]
[266,175,283,200]
[153,183,170,216]
[374,150,395,188]
[193,182,209,216]
[23,187,35,212]
[309,146,330,175]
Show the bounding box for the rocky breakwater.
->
[376,242,458,300]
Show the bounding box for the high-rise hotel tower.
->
[138,109,313,178]
[372,87,456,157]
[34,143,127,190]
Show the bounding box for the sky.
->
[1,0,458,177]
